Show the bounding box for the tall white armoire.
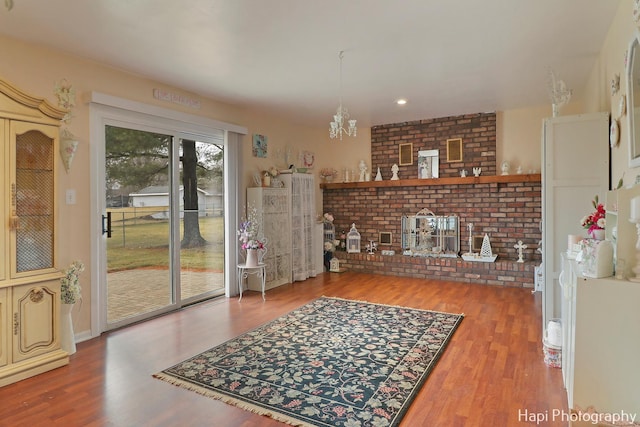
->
[246,187,292,290]
[541,112,609,330]
[281,173,317,281]
[245,173,317,293]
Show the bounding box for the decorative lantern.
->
[347,223,361,253]
[329,257,340,272]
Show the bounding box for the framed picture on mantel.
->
[446,138,463,162]
[418,150,439,179]
[399,143,413,165]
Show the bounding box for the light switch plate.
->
[66,189,76,205]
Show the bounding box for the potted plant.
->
[59,260,85,354]
[238,208,265,267]
[61,260,85,305]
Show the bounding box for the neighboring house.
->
[129,185,223,219]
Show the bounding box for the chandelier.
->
[329,51,357,140]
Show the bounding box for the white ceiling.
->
[0,0,622,128]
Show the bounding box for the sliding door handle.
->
[102,212,112,238]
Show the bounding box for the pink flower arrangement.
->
[238,207,265,250]
[580,195,605,233]
[241,238,264,250]
[319,168,337,180]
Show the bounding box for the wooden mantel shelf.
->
[319,173,541,189]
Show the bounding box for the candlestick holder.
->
[466,223,474,255]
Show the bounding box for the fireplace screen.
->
[401,208,459,257]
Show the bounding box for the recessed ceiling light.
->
[396,99,407,105]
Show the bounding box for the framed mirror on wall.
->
[626,31,640,167]
[418,150,439,179]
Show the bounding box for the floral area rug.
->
[154,296,464,427]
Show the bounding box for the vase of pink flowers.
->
[243,238,264,267]
[580,195,606,240]
[238,207,265,267]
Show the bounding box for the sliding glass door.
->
[178,139,225,304]
[103,126,225,329]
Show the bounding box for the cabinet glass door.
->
[10,122,57,276]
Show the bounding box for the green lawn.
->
[107,216,224,272]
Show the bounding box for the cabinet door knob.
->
[30,288,44,303]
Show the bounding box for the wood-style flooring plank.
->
[0,272,567,426]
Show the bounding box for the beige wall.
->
[0,33,346,336]
[497,108,544,174]
[0,0,628,337]
[239,110,371,215]
[497,101,585,174]
[585,0,636,187]
[497,0,636,199]
[0,34,316,335]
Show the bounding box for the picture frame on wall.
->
[379,232,392,245]
[252,134,268,158]
[417,149,439,179]
[446,138,463,162]
[399,143,413,165]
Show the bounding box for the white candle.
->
[631,196,640,221]
[568,234,582,250]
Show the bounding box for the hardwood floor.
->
[0,272,568,426]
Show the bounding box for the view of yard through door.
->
[105,125,225,327]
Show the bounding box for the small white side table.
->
[237,262,266,301]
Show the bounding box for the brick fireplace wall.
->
[322,180,541,287]
[321,112,542,288]
[371,112,497,179]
